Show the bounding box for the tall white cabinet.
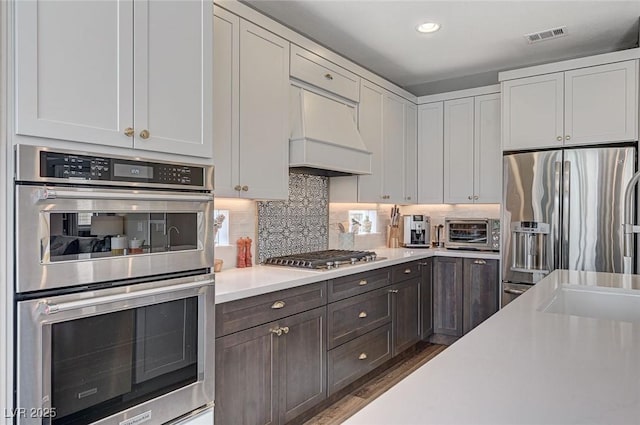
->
[15,0,213,158]
[417,103,444,204]
[443,98,475,204]
[502,60,638,151]
[213,7,290,200]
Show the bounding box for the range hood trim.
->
[289,86,372,175]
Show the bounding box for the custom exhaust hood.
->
[289,86,372,176]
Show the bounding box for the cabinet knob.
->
[404,268,412,274]
[281,326,290,334]
[474,195,479,200]
[359,279,368,286]
[234,185,242,191]
[388,289,399,294]
[358,353,368,360]
[241,185,249,192]
[473,259,487,265]
[139,129,150,139]
[270,327,283,337]
[358,311,368,318]
[406,196,411,200]
[271,301,286,309]
[468,196,473,200]
[557,136,563,141]
[124,127,135,137]
[324,73,333,80]
[565,135,571,140]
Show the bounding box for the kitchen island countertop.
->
[343,269,640,424]
[214,247,499,304]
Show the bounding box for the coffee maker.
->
[402,215,430,247]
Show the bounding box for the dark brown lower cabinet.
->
[463,258,499,334]
[390,277,421,355]
[419,259,433,339]
[215,307,327,425]
[433,257,464,336]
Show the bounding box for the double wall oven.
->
[14,146,215,425]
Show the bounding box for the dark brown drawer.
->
[328,268,390,302]
[391,261,421,283]
[216,281,327,337]
[327,287,391,349]
[327,324,392,396]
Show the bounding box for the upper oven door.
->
[445,220,490,249]
[16,185,214,293]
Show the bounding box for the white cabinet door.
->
[239,20,289,200]
[502,73,564,151]
[417,102,444,204]
[213,9,241,197]
[404,102,418,204]
[564,60,638,146]
[358,81,384,203]
[133,0,213,157]
[383,93,406,204]
[474,93,501,203]
[444,98,474,204]
[15,0,133,148]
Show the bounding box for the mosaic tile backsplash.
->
[257,173,329,263]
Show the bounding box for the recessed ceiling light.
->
[416,22,440,33]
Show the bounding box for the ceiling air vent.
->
[524,26,568,44]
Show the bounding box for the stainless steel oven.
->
[444,218,500,251]
[16,274,215,425]
[15,146,214,293]
[14,146,215,424]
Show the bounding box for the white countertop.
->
[214,248,500,304]
[343,269,640,425]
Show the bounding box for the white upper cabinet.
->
[383,93,406,204]
[214,11,289,200]
[15,0,133,148]
[474,93,501,203]
[443,98,475,204]
[133,0,213,157]
[502,73,564,151]
[357,81,385,203]
[417,102,444,204]
[404,103,418,204]
[502,60,638,151]
[564,61,638,146]
[15,0,213,158]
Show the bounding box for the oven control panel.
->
[38,151,205,187]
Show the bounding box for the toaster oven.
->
[444,218,500,251]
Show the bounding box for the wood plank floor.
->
[304,343,447,425]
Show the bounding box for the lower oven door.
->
[501,282,533,308]
[16,274,215,425]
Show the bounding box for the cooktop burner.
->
[263,249,378,270]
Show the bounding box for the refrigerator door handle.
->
[553,161,562,271]
[562,161,571,269]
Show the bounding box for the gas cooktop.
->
[263,249,379,270]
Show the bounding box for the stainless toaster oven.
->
[444,218,500,251]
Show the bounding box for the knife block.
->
[387,225,400,248]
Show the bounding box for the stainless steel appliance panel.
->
[502,150,562,284]
[15,185,214,292]
[563,147,635,273]
[16,274,215,425]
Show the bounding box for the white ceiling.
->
[245,1,640,95]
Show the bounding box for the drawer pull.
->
[270,327,283,337]
[404,268,412,274]
[474,259,487,265]
[358,311,367,318]
[281,326,290,334]
[324,73,333,80]
[358,353,367,360]
[388,289,399,294]
[359,279,368,286]
[271,301,286,309]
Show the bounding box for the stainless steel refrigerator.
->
[502,144,636,306]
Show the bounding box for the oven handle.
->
[36,188,213,203]
[41,279,214,315]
